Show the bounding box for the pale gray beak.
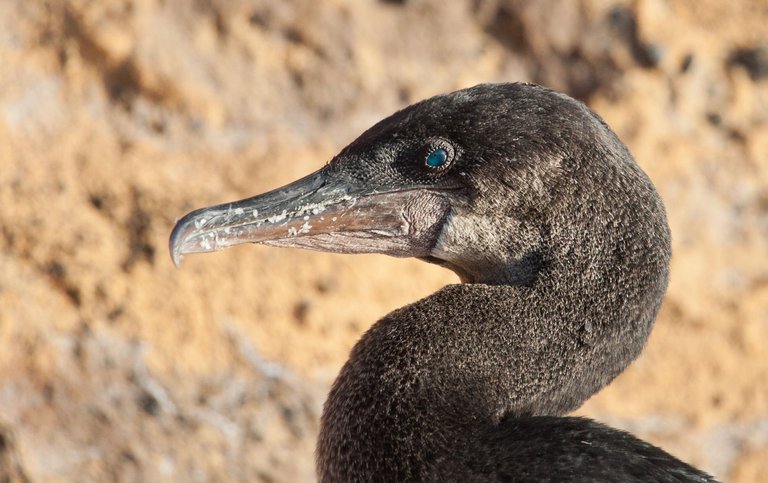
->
[169,166,452,267]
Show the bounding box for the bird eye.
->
[425,148,448,168]
[419,139,455,173]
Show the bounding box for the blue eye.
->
[425,148,448,168]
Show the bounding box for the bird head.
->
[170,83,666,286]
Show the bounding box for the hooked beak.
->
[169,166,452,267]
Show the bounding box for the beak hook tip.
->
[169,219,189,268]
[171,250,183,268]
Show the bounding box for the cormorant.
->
[169,83,715,482]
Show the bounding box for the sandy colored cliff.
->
[0,0,766,481]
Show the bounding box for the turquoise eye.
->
[425,148,448,168]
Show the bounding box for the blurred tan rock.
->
[0,0,766,481]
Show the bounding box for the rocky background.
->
[1,0,766,481]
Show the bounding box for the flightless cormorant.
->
[170,83,714,482]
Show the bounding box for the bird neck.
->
[317,259,667,480]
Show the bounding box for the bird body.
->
[170,83,715,482]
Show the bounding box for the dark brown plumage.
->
[170,83,715,482]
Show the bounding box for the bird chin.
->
[262,231,433,258]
